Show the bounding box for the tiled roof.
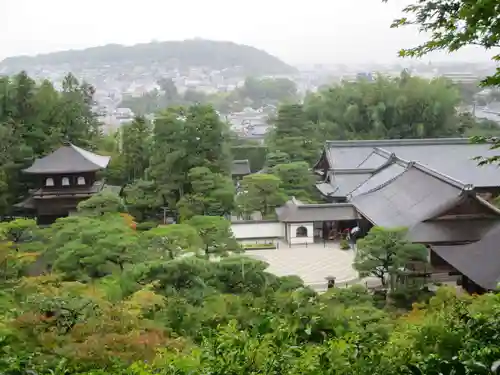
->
[322,138,500,187]
[276,197,358,222]
[433,223,500,290]
[351,163,468,228]
[24,143,110,174]
[231,160,251,176]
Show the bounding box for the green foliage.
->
[121,116,152,182]
[271,161,317,202]
[388,0,500,167]
[241,242,276,250]
[123,180,162,222]
[340,239,350,250]
[304,72,463,140]
[354,226,429,291]
[148,105,231,208]
[141,224,203,260]
[186,215,239,257]
[387,0,500,87]
[2,211,500,375]
[0,72,100,216]
[231,145,267,172]
[77,191,125,216]
[41,215,140,281]
[236,174,288,218]
[264,151,291,170]
[176,167,235,220]
[267,103,322,165]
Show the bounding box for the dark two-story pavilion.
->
[15,142,111,225]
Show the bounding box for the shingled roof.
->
[23,143,110,174]
[351,162,467,229]
[276,197,358,222]
[316,138,500,188]
[432,224,500,290]
[350,160,500,243]
[231,160,251,176]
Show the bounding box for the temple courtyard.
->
[246,242,359,291]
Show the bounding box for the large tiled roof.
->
[317,169,373,198]
[433,223,500,290]
[350,161,406,197]
[351,161,500,243]
[351,163,468,228]
[322,138,500,187]
[24,143,110,174]
[408,219,500,244]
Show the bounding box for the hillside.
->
[0,39,296,75]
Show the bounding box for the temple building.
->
[231,159,251,180]
[232,138,500,293]
[15,142,111,225]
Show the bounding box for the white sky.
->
[0,0,494,64]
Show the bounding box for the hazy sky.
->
[0,0,494,64]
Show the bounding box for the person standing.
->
[350,226,360,248]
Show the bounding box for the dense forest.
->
[0,39,296,75]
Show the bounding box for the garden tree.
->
[77,191,125,216]
[236,174,287,218]
[58,73,101,147]
[186,215,239,257]
[45,215,140,280]
[354,226,428,291]
[0,72,101,216]
[387,0,500,87]
[123,179,162,222]
[271,161,317,202]
[0,218,37,248]
[11,275,183,369]
[141,224,203,260]
[121,116,151,182]
[177,167,235,220]
[266,103,322,165]
[388,0,500,165]
[264,150,291,170]
[148,105,231,208]
[304,72,463,141]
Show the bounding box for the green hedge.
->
[242,242,276,250]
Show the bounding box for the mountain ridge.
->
[0,39,296,75]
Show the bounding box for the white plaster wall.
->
[289,222,314,245]
[231,222,284,239]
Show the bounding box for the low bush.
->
[340,239,350,250]
[242,242,276,250]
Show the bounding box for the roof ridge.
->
[297,202,353,208]
[70,144,110,169]
[356,150,378,168]
[348,165,409,200]
[408,161,470,190]
[325,138,471,148]
[333,168,375,174]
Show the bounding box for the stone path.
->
[246,242,359,292]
